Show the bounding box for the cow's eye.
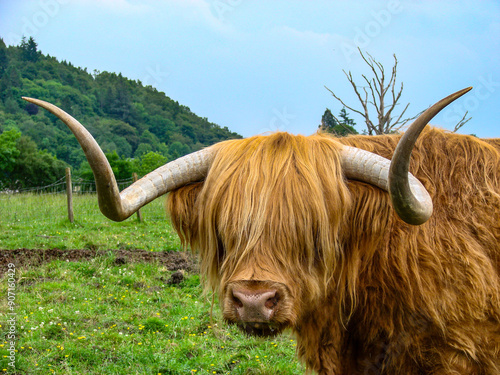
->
[216,233,225,263]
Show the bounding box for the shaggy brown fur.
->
[167,128,500,374]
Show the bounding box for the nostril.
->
[232,294,243,309]
[231,288,280,320]
[264,292,279,310]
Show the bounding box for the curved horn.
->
[341,87,472,225]
[388,87,472,225]
[340,145,431,224]
[22,97,215,221]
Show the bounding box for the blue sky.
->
[0,0,499,138]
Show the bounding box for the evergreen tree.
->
[20,36,39,62]
[319,107,358,136]
[320,108,338,132]
[0,38,8,76]
[338,108,356,129]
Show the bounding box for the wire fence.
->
[0,172,168,226]
[11,176,135,195]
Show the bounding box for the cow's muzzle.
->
[223,280,293,337]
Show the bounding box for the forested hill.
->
[0,37,241,189]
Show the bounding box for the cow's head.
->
[168,133,352,336]
[23,87,471,337]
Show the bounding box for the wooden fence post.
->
[66,167,74,223]
[133,173,143,223]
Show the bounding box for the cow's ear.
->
[166,182,204,249]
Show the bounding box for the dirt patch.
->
[0,248,197,277]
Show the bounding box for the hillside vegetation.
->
[0,37,241,189]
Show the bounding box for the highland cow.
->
[24,88,500,374]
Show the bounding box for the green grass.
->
[0,193,180,251]
[0,194,305,374]
[0,254,304,374]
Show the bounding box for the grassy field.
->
[0,193,305,374]
[0,193,179,251]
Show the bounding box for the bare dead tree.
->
[452,111,471,133]
[326,48,471,135]
[326,49,416,135]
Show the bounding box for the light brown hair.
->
[168,128,500,373]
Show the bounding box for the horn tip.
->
[458,87,473,96]
[22,97,39,104]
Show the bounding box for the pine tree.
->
[20,36,39,62]
[0,38,8,76]
[338,108,356,129]
[320,108,338,132]
[319,107,357,136]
